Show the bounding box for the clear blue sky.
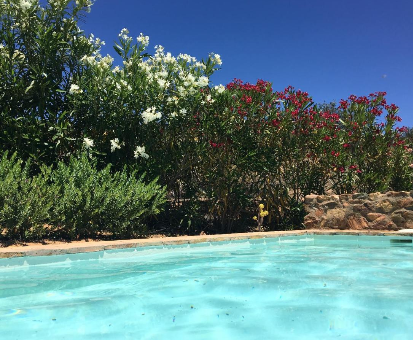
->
[80,0,413,127]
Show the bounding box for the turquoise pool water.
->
[0,235,412,340]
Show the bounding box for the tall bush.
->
[50,152,167,239]
[0,152,54,240]
[0,0,96,166]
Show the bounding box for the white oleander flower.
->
[214,84,225,94]
[20,0,31,10]
[12,50,25,61]
[80,55,97,65]
[164,52,176,64]
[137,33,149,47]
[210,53,222,65]
[206,94,214,103]
[197,76,209,87]
[69,84,81,94]
[194,61,206,70]
[83,137,94,149]
[157,78,169,88]
[119,28,130,40]
[110,138,122,152]
[179,108,187,114]
[178,53,196,63]
[183,74,195,87]
[134,146,149,159]
[142,107,162,124]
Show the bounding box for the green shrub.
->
[0,152,54,241]
[50,153,166,239]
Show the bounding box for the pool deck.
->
[1,229,413,258]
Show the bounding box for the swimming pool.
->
[0,235,412,339]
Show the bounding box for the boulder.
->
[346,216,369,230]
[304,195,318,205]
[320,209,346,229]
[368,192,382,200]
[375,200,395,214]
[352,193,368,200]
[370,215,398,230]
[303,215,320,229]
[366,213,384,222]
[398,197,413,210]
[321,201,342,209]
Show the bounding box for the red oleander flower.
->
[271,119,280,127]
[209,140,218,148]
[339,100,348,110]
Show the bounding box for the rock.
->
[368,192,381,200]
[398,197,413,210]
[366,213,384,222]
[321,201,341,209]
[314,209,324,218]
[340,194,352,201]
[386,191,410,198]
[352,204,372,217]
[375,200,395,214]
[352,193,368,200]
[304,195,318,205]
[370,216,398,230]
[401,210,413,221]
[320,209,346,229]
[342,201,350,208]
[303,214,320,229]
[331,195,340,202]
[317,195,332,203]
[346,216,369,230]
[391,215,405,227]
[348,199,365,204]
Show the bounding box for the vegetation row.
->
[1,0,412,241]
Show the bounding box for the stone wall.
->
[304,191,413,230]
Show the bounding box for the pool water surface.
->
[0,235,412,339]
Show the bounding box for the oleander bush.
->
[1,0,412,239]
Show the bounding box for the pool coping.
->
[1,229,413,258]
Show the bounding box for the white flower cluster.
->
[80,53,113,71]
[119,28,131,41]
[137,33,149,47]
[110,138,123,152]
[115,79,131,91]
[142,107,162,124]
[126,41,212,99]
[10,49,25,61]
[214,84,226,94]
[177,53,197,64]
[83,137,94,149]
[134,146,149,159]
[69,84,82,94]
[19,0,36,11]
[209,53,222,66]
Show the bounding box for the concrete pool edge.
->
[1,229,413,258]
